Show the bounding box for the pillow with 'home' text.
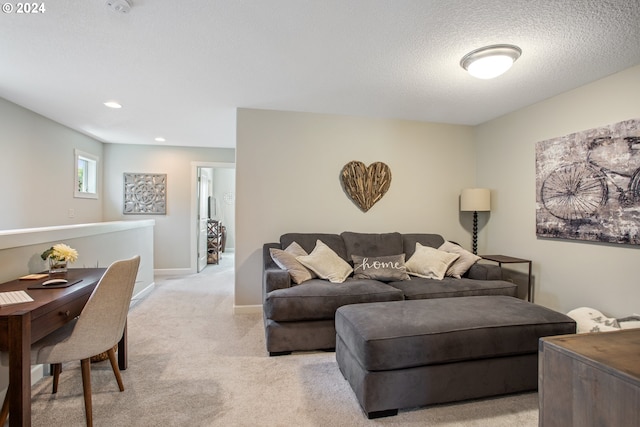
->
[351,254,410,281]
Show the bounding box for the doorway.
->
[191,162,236,274]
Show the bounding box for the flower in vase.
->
[41,243,79,263]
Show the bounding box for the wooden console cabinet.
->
[539,329,640,427]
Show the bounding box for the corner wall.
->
[102,143,235,270]
[475,64,640,317]
[235,109,476,307]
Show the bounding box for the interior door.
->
[197,168,210,272]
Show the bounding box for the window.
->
[74,149,98,199]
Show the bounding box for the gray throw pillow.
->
[351,254,410,281]
[269,241,317,284]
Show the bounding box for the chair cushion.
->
[387,277,517,299]
[335,296,576,371]
[264,279,404,322]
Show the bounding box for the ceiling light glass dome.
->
[460,44,522,79]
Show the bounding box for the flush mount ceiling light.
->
[460,44,522,79]
[103,101,122,109]
[154,137,166,142]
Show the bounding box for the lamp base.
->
[472,211,478,255]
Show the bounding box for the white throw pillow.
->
[438,241,481,278]
[405,243,460,280]
[269,241,317,285]
[296,240,353,283]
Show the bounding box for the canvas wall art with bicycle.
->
[536,118,640,245]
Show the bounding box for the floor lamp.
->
[460,188,491,255]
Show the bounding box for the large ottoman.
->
[335,296,576,418]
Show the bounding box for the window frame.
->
[74,149,99,199]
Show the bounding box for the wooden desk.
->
[539,329,640,427]
[0,268,128,427]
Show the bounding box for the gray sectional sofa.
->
[262,232,518,355]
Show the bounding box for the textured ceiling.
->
[1,0,640,148]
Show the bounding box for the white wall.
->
[0,98,104,229]
[102,143,235,270]
[476,64,640,317]
[236,109,476,307]
[212,167,236,250]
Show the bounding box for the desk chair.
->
[1,255,140,427]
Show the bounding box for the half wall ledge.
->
[0,220,155,250]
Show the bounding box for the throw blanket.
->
[567,307,640,333]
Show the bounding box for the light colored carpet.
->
[26,255,539,426]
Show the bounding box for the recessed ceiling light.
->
[103,101,122,109]
[460,44,522,79]
[155,137,166,142]
[106,0,132,14]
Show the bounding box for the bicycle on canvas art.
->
[540,136,640,220]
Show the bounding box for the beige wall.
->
[0,98,104,229]
[102,143,235,270]
[475,64,640,317]
[236,109,476,307]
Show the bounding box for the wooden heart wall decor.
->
[341,161,392,212]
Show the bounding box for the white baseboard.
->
[130,281,155,307]
[154,268,193,276]
[233,304,263,314]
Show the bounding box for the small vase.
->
[49,258,68,275]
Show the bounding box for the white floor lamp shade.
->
[460,188,491,254]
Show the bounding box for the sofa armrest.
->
[263,243,292,296]
[264,268,292,295]
[465,263,503,280]
[263,242,280,270]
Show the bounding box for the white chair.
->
[0,255,140,427]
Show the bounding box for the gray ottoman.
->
[335,296,576,418]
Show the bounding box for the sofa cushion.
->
[341,232,404,264]
[296,240,353,283]
[264,278,404,322]
[402,234,446,259]
[281,233,347,260]
[269,242,317,284]
[335,296,577,371]
[351,254,410,281]
[438,241,482,278]
[387,276,517,299]
[405,243,459,280]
